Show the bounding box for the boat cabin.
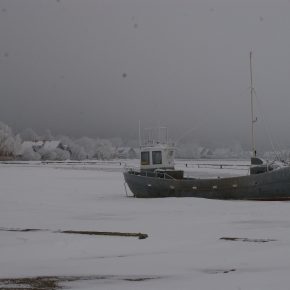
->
[140,126,176,172]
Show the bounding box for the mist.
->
[1,0,290,151]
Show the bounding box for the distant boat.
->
[123,54,290,200]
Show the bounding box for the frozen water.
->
[1,160,290,289]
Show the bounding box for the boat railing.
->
[124,166,175,179]
[142,139,176,148]
[124,166,139,173]
[153,169,175,179]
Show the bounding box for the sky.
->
[1,0,290,150]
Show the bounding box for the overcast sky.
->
[1,0,290,149]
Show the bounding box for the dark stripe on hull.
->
[124,167,290,200]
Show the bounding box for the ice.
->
[1,160,290,289]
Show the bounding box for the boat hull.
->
[124,167,290,200]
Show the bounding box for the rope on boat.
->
[254,89,284,161]
[124,181,128,197]
[124,181,135,198]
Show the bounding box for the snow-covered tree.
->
[48,150,57,160]
[21,148,41,161]
[11,134,22,156]
[75,136,96,159]
[38,148,50,160]
[109,137,123,147]
[20,128,39,141]
[231,142,243,154]
[55,135,86,160]
[56,135,73,146]
[69,143,87,160]
[95,139,113,159]
[0,122,22,156]
[0,122,13,152]
[176,143,199,159]
[54,148,70,160]
[42,129,54,141]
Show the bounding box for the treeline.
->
[0,122,114,161]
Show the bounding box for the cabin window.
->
[141,152,150,165]
[168,150,174,157]
[152,151,162,164]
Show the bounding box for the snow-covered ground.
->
[1,159,290,289]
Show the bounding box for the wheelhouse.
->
[140,126,176,172]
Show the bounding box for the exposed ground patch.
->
[60,230,148,239]
[220,237,277,243]
[0,227,148,239]
[204,269,236,274]
[0,275,160,290]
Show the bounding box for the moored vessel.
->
[123,126,290,200]
[123,53,290,200]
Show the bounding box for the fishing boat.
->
[123,54,290,200]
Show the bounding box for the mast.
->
[250,52,256,157]
[139,120,141,148]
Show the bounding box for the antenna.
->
[139,120,141,148]
[250,52,257,157]
[158,120,160,143]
